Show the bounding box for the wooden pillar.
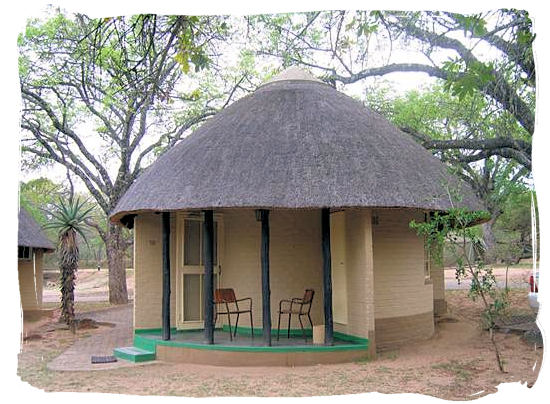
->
[260,209,271,346]
[203,210,214,344]
[321,208,334,345]
[162,212,171,341]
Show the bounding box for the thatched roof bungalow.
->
[111,67,482,365]
[18,207,54,314]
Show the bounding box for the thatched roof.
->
[18,207,55,251]
[111,67,484,224]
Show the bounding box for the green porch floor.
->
[129,326,368,354]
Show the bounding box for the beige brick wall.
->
[375,312,434,350]
[372,209,434,319]
[431,245,445,301]
[220,209,324,329]
[133,213,177,329]
[334,209,374,341]
[431,245,447,315]
[18,250,44,310]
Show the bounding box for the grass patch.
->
[354,355,372,365]
[381,350,399,360]
[432,360,475,382]
[376,366,392,373]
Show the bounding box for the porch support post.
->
[321,208,334,345]
[260,209,271,346]
[203,210,215,344]
[161,212,171,341]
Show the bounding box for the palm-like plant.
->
[43,196,94,332]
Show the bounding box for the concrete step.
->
[113,346,155,363]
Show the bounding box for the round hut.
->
[111,67,483,365]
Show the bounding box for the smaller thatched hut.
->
[18,207,54,315]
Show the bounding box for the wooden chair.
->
[214,288,253,341]
[277,289,315,341]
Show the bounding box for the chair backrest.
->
[303,289,315,304]
[214,288,236,303]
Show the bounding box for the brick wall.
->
[339,209,375,343]
[133,213,177,329]
[220,209,324,330]
[372,209,434,347]
[18,250,44,310]
[430,245,447,315]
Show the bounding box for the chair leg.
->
[299,315,306,341]
[249,310,254,338]
[227,312,233,341]
[234,313,240,337]
[287,313,292,339]
[277,312,281,341]
[308,313,313,329]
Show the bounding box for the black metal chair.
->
[277,289,315,341]
[214,288,253,341]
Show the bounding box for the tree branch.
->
[21,88,114,193]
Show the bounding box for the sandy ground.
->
[42,268,134,303]
[445,265,534,290]
[18,282,543,399]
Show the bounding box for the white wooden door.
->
[176,214,223,329]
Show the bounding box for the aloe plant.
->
[43,196,94,332]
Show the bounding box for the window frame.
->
[18,246,33,261]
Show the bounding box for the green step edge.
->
[114,347,156,363]
[133,326,368,353]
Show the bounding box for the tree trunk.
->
[60,229,78,332]
[482,217,498,263]
[106,223,129,304]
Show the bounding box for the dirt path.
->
[47,304,135,371]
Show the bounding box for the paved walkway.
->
[48,304,136,371]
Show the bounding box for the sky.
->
[2,0,549,403]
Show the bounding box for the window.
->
[18,246,32,260]
[183,219,217,266]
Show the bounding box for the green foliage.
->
[173,15,226,73]
[442,59,496,100]
[410,204,508,340]
[452,13,487,36]
[410,208,490,265]
[20,178,64,226]
[43,196,95,244]
[493,190,536,264]
[366,83,529,146]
